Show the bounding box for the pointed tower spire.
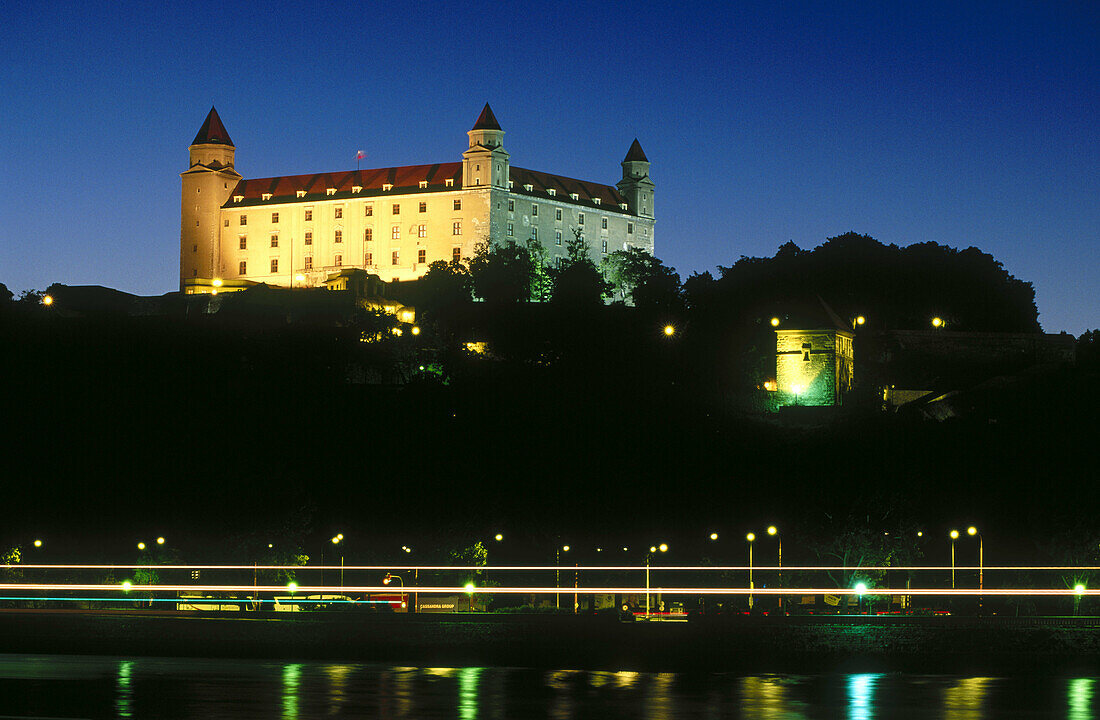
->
[191,106,234,147]
[471,103,502,131]
[623,138,648,163]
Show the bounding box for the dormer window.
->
[418,180,428,189]
[296,190,306,198]
[593,198,601,205]
[352,185,363,194]
[547,188,556,196]
[326,188,337,196]
[382,183,393,192]
[261,193,272,201]
[445,178,454,187]
[619,203,628,210]
[570,193,579,201]
[524,184,533,192]
[508,180,514,189]
[233,195,243,203]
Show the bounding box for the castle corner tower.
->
[462,103,510,189]
[180,107,241,287]
[616,139,655,221]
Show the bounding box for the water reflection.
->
[282,662,301,719]
[0,655,1095,719]
[115,659,133,718]
[847,673,881,720]
[1069,677,1095,720]
[943,676,990,719]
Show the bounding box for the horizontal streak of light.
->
[0,597,398,604]
[1,584,1098,596]
[5,565,1100,572]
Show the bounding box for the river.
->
[0,654,1093,718]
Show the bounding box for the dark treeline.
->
[0,234,1094,578]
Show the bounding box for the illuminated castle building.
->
[180,105,655,291]
[774,300,855,407]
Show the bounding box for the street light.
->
[709,532,718,541]
[949,529,959,588]
[494,533,503,542]
[663,324,675,337]
[746,533,755,610]
[137,542,146,551]
[968,526,983,613]
[383,573,407,609]
[156,537,165,545]
[768,526,782,609]
[932,317,944,328]
[33,539,42,548]
[855,581,868,614]
[770,317,780,327]
[645,543,668,619]
[556,544,569,610]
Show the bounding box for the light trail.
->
[0,583,1098,596]
[5,564,1100,572]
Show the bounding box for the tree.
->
[604,247,681,310]
[0,283,12,304]
[468,239,536,304]
[417,260,473,320]
[526,238,553,302]
[549,229,612,307]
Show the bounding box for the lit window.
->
[335,207,343,219]
[802,343,812,362]
[392,250,400,265]
[270,234,278,248]
[419,201,427,213]
[304,231,312,245]
[418,224,426,238]
[531,227,538,241]
[418,249,426,264]
[335,254,342,267]
[352,185,362,194]
[419,180,428,189]
[445,178,453,187]
[578,213,584,225]
[555,230,562,246]
[532,204,538,216]
[508,199,514,212]
[364,228,372,242]
[602,239,607,254]
[262,193,272,201]
[304,256,313,270]
[392,226,400,241]
[601,217,608,230]
[570,193,579,200]
[365,252,373,266]
[296,190,306,198]
[593,198,601,206]
[270,259,279,273]
[335,229,342,243]
[453,199,461,211]
[452,221,461,236]
[555,208,562,221]
[272,212,279,223]
[382,183,393,191]
[240,214,247,226]
[452,247,461,262]
[627,222,634,234]
[547,188,556,196]
[365,204,373,217]
[507,222,513,236]
[327,188,337,196]
[239,261,247,275]
[392,203,400,215]
[304,209,312,221]
[239,236,247,250]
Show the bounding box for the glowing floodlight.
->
[33,540,42,548]
[286,582,298,593]
[770,317,780,327]
[659,544,668,553]
[137,542,146,551]
[855,582,868,596]
[156,537,165,545]
[767,526,778,536]
[746,533,755,542]
[710,533,719,541]
[663,325,675,336]
[121,581,132,592]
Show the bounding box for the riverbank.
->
[2,611,1098,673]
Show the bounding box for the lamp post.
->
[383,573,406,610]
[556,545,569,610]
[746,533,755,610]
[645,543,668,619]
[949,529,959,589]
[768,526,782,610]
[968,526,983,614]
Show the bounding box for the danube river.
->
[0,654,1094,718]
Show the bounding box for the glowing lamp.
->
[137,542,145,551]
[855,316,865,325]
[1076,584,1086,596]
[950,530,959,540]
[212,279,223,287]
[156,537,165,545]
[562,545,570,552]
[967,527,978,536]
[494,534,503,541]
[791,384,803,395]
[337,534,344,540]
[663,325,675,336]
[710,532,719,541]
[917,531,923,537]
[121,581,132,592]
[42,295,54,306]
[767,526,777,536]
[383,574,392,585]
[855,582,867,596]
[649,546,657,553]
[464,582,475,594]
[658,543,668,553]
[33,539,42,548]
[287,581,298,593]
[295,274,305,282]
[746,533,755,542]
[770,317,780,327]
[932,317,944,328]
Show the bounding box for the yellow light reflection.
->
[944,677,990,719]
[740,676,790,720]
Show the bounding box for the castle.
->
[180,105,655,291]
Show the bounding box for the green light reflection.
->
[848,673,881,720]
[115,660,134,719]
[282,663,302,720]
[458,666,481,720]
[1069,677,1094,720]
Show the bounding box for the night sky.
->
[2,2,1096,334]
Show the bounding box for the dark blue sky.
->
[2,1,1096,333]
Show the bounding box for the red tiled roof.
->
[225,162,632,214]
[192,107,234,147]
[472,103,501,131]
